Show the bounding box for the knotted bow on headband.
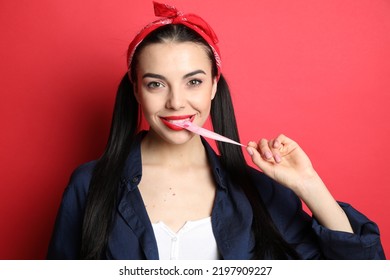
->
[127,1,222,81]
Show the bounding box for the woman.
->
[47,2,385,260]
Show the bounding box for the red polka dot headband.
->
[127,1,222,81]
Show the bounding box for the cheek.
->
[190,94,213,115]
[138,95,154,114]
[138,93,167,118]
[196,87,215,108]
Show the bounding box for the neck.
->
[141,130,208,167]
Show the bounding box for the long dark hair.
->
[80,24,300,259]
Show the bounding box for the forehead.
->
[136,42,212,76]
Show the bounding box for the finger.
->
[272,138,282,149]
[246,145,273,174]
[275,134,295,148]
[247,141,258,149]
[267,138,282,163]
[259,138,274,161]
[246,141,257,157]
[274,134,299,156]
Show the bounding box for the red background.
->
[1,0,389,259]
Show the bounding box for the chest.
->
[111,171,256,259]
[138,164,216,232]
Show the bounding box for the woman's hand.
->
[246,134,317,197]
[246,134,353,233]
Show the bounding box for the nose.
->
[166,87,185,110]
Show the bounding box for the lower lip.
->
[160,116,194,131]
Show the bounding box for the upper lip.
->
[160,115,194,120]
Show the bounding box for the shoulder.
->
[62,160,97,203]
[55,160,98,222]
[68,160,96,187]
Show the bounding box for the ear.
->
[211,77,217,100]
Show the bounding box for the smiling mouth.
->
[159,115,195,130]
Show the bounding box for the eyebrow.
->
[183,70,206,79]
[142,70,207,80]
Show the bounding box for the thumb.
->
[246,146,269,173]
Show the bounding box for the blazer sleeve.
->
[46,162,94,259]
[310,202,386,259]
[252,170,385,259]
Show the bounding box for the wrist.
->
[293,169,325,200]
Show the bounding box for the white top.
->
[152,217,220,260]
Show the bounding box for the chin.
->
[164,131,196,145]
[147,127,194,144]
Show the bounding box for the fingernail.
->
[275,154,282,163]
[265,151,272,159]
[246,147,254,156]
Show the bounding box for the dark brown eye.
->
[147,81,164,88]
[188,79,202,86]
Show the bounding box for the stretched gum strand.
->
[173,120,246,147]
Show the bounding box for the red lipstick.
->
[160,115,195,131]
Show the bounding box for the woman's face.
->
[134,41,217,145]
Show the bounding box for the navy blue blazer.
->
[47,132,385,259]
